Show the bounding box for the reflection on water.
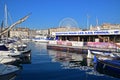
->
[5,53,31,80]
[47,50,120,79]
[20,54,31,64]
[14,42,120,80]
[0,53,31,80]
[48,50,89,67]
[47,50,104,76]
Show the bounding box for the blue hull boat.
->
[95,59,120,78]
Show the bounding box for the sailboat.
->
[0,13,30,36]
[0,4,30,36]
[0,43,22,57]
[0,4,30,80]
[0,4,30,57]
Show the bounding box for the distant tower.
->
[96,17,100,30]
[96,17,98,26]
[90,24,93,30]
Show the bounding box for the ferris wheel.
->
[59,17,79,29]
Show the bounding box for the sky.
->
[0,0,120,29]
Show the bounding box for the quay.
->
[48,29,120,53]
[47,43,116,53]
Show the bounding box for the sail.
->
[0,14,30,36]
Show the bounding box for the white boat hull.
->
[32,39,49,43]
[0,64,19,80]
[0,56,16,64]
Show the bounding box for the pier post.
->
[78,36,80,41]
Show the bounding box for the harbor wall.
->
[48,40,118,48]
[47,40,118,53]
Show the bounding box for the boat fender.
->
[93,55,97,63]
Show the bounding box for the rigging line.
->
[4,4,13,27]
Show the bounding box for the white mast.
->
[5,4,8,28]
[4,4,9,38]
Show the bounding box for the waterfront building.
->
[53,30,120,42]
[36,29,48,36]
[101,23,120,30]
[90,23,120,31]
[48,24,120,53]
[49,27,81,37]
[29,29,36,38]
[10,27,29,38]
[52,24,120,43]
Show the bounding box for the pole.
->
[87,14,90,30]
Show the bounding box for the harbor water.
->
[15,42,120,80]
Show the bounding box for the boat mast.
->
[5,4,8,28]
[0,14,30,36]
[4,4,9,38]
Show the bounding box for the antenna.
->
[87,14,90,30]
[96,17,98,26]
[96,17,100,30]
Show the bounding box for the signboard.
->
[55,30,120,36]
[87,42,116,48]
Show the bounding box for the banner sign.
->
[55,30,120,36]
[87,42,116,49]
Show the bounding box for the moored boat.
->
[32,35,49,43]
[95,59,120,78]
[0,63,20,80]
[0,56,17,64]
[0,43,22,57]
[87,49,120,60]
